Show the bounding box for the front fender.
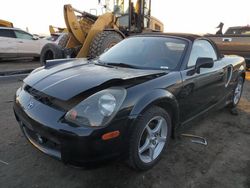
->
[130,89,180,125]
[128,89,180,139]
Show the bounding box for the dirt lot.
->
[0,72,249,188]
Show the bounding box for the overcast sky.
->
[0,0,250,35]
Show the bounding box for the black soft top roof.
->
[138,32,201,42]
[136,32,222,58]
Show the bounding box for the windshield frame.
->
[98,35,189,71]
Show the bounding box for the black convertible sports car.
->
[13,33,246,170]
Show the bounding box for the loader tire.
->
[58,34,69,48]
[89,31,123,58]
[40,43,63,65]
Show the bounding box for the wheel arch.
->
[129,89,180,138]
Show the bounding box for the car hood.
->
[24,59,166,101]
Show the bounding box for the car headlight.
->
[65,88,126,127]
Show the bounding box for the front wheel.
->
[128,106,172,171]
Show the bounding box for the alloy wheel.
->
[138,116,168,163]
[233,78,243,105]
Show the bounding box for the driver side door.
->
[178,39,227,122]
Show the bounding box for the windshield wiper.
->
[106,63,138,69]
[94,59,114,68]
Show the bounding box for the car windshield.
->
[99,37,187,70]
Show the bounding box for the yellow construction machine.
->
[0,19,13,27]
[40,0,164,64]
[49,25,68,34]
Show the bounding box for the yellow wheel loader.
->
[0,19,13,27]
[49,25,68,34]
[40,0,164,65]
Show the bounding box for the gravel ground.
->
[0,72,249,188]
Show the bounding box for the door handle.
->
[222,38,232,42]
[18,41,24,43]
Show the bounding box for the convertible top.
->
[162,33,201,41]
[138,32,222,58]
[139,32,201,42]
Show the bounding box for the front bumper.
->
[13,88,129,166]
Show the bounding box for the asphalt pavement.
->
[0,58,40,75]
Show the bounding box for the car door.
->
[13,30,40,55]
[178,39,227,122]
[0,28,17,56]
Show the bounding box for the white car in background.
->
[0,27,50,60]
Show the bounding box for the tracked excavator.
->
[40,0,164,64]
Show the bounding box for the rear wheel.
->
[128,106,172,171]
[89,31,123,58]
[230,76,244,107]
[40,43,64,65]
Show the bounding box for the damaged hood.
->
[24,59,166,101]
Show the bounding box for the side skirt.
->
[180,94,231,127]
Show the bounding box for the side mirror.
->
[195,57,214,74]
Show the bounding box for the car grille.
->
[23,84,65,111]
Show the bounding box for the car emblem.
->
[27,101,34,110]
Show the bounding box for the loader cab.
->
[118,0,151,34]
[104,0,154,34]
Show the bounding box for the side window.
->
[187,40,217,67]
[0,29,16,38]
[14,30,33,40]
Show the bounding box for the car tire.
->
[40,43,64,65]
[128,106,172,171]
[89,31,123,59]
[230,76,244,107]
